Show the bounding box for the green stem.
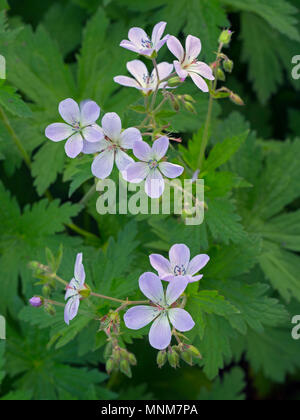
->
[90,292,149,306]
[67,222,100,243]
[197,94,214,171]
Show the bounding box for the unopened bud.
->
[184,102,196,114]
[167,76,182,87]
[45,304,56,316]
[219,29,233,45]
[186,345,202,359]
[120,359,132,378]
[217,68,226,81]
[104,342,113,359]
[171,97,180,111]
[28,261,40,270]
[128,352,137,366]
[29,296,43,307]
[183,94,196,103]
[112,348,121,362]
[106,358,115,374]
[157,350,167,368]
[42,285,51,297]
[230,92,245,106]
[168,347,180,369]
[181,351,193,366]
[223,59,234,73]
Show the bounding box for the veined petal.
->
[120,40,140,54]
[82,125,104,143]
[193,61,215,80]
[165,276,188,306]
[80,100,100,126]
[167,36,184,61]
[133,140,152,161]
[152,62,173,88]
[115,149,134,172]
[102,112,122,139]
[189,72,209,92]
[155,36,169,52]
[139,272,165,305]
[151,21,167,45]
[114,76,141,89]
[82,139,106,154]
[149,312,171,350]
[149,254,172,278]
[121,127,142,149]
[64,296,80,325]
[188,254,210,275]
[174,61,188,80]
[128,27,150,47]
[152,136,169,160]
[91,149,115,179]
[65,279,78,300]
[185,35,201,60]
[64,133,83,158]
[127,60,148,87]
[124,305,160,330]
[188,274,203,283]
[145,169,165,199]
[159,162,184,179]
[169,244,190,268]
[59,98,80,126]
[125,162,149,183]
[45,123,74,142]
[168,308,195,332]
[74,253,85,285]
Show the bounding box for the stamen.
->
[174,265,187,276]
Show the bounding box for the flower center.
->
[148,159,158,170]
[174,265,187,276]
[141,38,153,49]
[143,73,155,85]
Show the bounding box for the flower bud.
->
[120,359,132,378]
[219,29,233,45]
[223,59,234,73]
[168,347,180,369]
[112,348,121,362]
[128,352,137,366]
[181,351,193,366]
[104,342,113,359]
[217,68,226,81]
[183,94,196,103]
[45,304,56,316]
[106,358,115,375]
[167,76,182,87]
[186,345,202,359]
[157,350,167,368]
[29,296,43,307]
[42,285,51,297]
[230,92,245,106]
[184,102,196,114]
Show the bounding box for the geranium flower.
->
[45,98,104,158]
[120,21,169,57]
[114,60,173,94]
[64,253,88,325]
[150,244,210,283]
[91,112,142,180]
[124,273,195,350]
[167,35,214,92]
[124,137,184,198]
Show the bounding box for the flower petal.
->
[157,62,173,82]
[82,139,106,154]
[174,60,188,80]
[65,278,78,300]
[120,40,140,54]
[125,162,149,183]
[64,133,83,158]
[127,60,148,87]
[149,312,171,350]
[59,98,80,126]
[165,276,189,306]
[185,35,201,60]
[64,296,80,325]
[115,149,134,172]
[189,72,209,92]
[152,136,169,160]
[149,254,171,278]
[194,61,215,80]
[145,169,165,199]
[139,272,165,305]
[82,125,104,143]
[133,140,152,161]
[74,252,85,285]
[168,308,195,332]
[188,274,203,283]
[151,21,167,46]
[91,149,115,179]
[102,112,122,139]
[124,305,160,330]
[114,76,141,89]
[159,162,184,179]
[128,27,149,47]
[188,254,210,276]
[167,36,184,61]
[80,100,100,126]
[45,123,74,142]
[121,127,142,149]
[169,244,190,268]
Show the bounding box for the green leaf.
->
[0,84,33,118]
[63,155,94,197]
[198,367,246,400]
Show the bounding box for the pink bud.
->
[29,296,43,307]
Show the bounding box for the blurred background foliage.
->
[0,0,299,400]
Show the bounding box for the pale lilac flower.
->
[114,60,173,94]
[45,98,104,158]
[124,137,184,198]
[150,244,210,283]
[91,112,142,179]
[120,22,169,57]
[167,35,214,92]
[64,253,87,325]
[124,273,195,350]
[29,296,43,307]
